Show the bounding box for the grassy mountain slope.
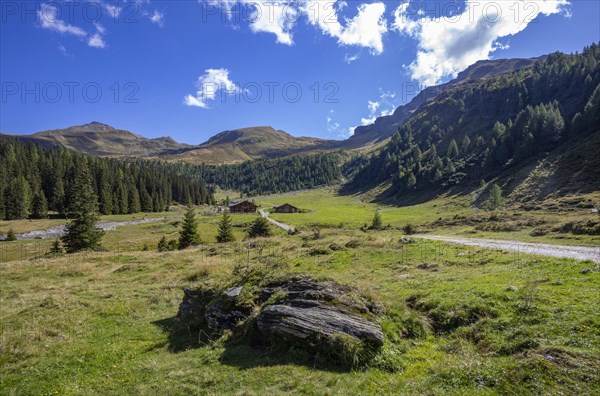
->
[344,58,540,149]
[161,126,338,164]
[345,44,600,204]
[0,122,192,157]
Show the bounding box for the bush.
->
[247,216,272,238]
[371,211,383,230]
[50,239,65,254]
[402,224,416,235]
[157,236,168,252]
[157,236,178,252]
[4,229,17,241]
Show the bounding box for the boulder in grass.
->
[177,275,385,356]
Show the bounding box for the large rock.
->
[257,304,384,346]
[178,276,384,348]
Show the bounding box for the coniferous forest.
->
[0,140,214,220]
[0,140,344,220]
[196,153,344,196]
[347,45,600,198]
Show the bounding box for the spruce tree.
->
[406,172,417,188]
[486,184,504,211]
[247,216,272,238]
[31,191,48,219]
[61,164,104,253]
[371,211,382,230]
[178,206,200,249]
[157,236,168,252]
[447,139,459,157]
[50,239,65,254]
[216,211,235,243]
[128,185,141,214]
[461,135,471,152]
[4,176,31,220]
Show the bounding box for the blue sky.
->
[1,0,598,143]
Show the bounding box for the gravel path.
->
[259,209,296,233]
[414,235,600,263]
[10,216,182,241]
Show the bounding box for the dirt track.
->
[259,209,296,232]
[414,235,600,263]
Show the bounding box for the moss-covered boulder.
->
[177,275,384,362]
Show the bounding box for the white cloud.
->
[184,68,243,109]
[304,1,388,54]
[247,1,297,45]
[360,91,396,126]
[208,1,389,53]
[327,110,353,139]
[88,23,107,48]
[150,10,165,27]
[57,44,73,57]
[394,0,570,85]
[211,0,297,45]
[38,3,87,37]
[103,3,122,18]
[344,53,360,63]
[88,33,106,48]
[38,3,110,48]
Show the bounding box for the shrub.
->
[158,236,178,252]
[247,216,272,238]
[402,224,416,235]
[50,239,65,254]
[371,211,383,230]
[157,236,168,252]
[4,229,17,241]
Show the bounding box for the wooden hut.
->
[229,200,258,214]
[273,203,299,213]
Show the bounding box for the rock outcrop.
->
[178,276,384,351]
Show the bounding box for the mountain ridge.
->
[0,122,193,157]
[0,56,544,163]
[344,57,542,149]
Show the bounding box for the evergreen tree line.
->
[347,44,600,197]
[194,153,344,196]
[0,140,214,220]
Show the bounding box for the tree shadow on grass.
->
[152,316,351,373]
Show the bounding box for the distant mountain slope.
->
[344,57,541,149]
[162,126,338,164]
[0,122,192,157]
[345,44,600,203]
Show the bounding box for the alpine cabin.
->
[229,200,258,214]
[273,203,299,213]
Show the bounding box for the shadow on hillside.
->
[339,181,474,207]
[152,316,350,373]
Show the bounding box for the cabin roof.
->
[229,200,258,208]
[275,203,298,209]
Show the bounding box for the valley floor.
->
[1,189,599,395]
